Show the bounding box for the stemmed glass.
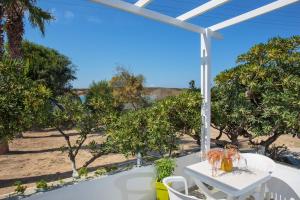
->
[207,148,223,176]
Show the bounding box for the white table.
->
[184,160,271,200]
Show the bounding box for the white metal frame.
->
[176,0,230,21]
[134,0,152,7]
[91,0,299,158]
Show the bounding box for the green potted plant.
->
[154,158,176,200]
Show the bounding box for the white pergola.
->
[91,0,299,157]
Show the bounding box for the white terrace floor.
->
[20,153,300,200]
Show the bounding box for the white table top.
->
[185,160,271,197]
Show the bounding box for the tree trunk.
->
[249,126,281,152]
[215,129,223,140]
[230,134,239,146]
[6,3,24,59]
[82,152,102,168]
[136,152,142,167]
[0,4,4,59]
[70,155,78,178]
[262,132,282,152]
[15,132,23,138]
[0,139,9,154]
[196,136,200,145]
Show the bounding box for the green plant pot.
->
[155,181,169,200]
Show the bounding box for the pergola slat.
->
[177,0,230,21]
[92,0,223,39]
[209,0,299,31]
[134,0,152,8]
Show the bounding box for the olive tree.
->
[168,91,201,144]
[85,80,123,120]
[50,94,112,177]
[212,36,300,151]
[147,101,178,157]
[108,90,201,165]
[0,57,51,153]
[110,67,147,110]
[107,109,150,166]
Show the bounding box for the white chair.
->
[241,153,276,173]
[163,176,200,200]
[163,176,226,200]
[267,177,300,200]
[239,153,276,200]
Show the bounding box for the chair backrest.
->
[163,176,201,200]
[240,153,276,173]
[267,177,300,200]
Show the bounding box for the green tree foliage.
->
[0,3,3,58]
[147,103,177,156]
[49,94,112,177]
[108,109,149,158]
[212,36,300,150]
[110,67,147,110]
[108,90,201,161]
[22,41,76,96]
[165,91,201,143]
[0,57,51,141]
[85,80,122,123]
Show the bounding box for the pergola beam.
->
[177,0,230,21]
[135,0,152,8]
[91,0,223,39]
[209,0,300,31]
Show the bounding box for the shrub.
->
[95,168,107,176]
[36,180,48,190]
[78,167,88,178]
[14,181,27,194]
[105,165,118,173]
[58,178,65,185]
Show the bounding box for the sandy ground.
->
[0,128,299,196]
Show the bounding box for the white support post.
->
[200,29,211,160]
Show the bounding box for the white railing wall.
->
[23,153,201,200]
[22,152,300,200]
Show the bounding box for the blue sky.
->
[25,0,300,88]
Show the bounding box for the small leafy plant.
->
[78,167,89,178]
[58,178,65,185]
[105,165,118,173]
[36,179,48,191]
[95,168,107,176]
[154,158,176,182]
[14,181,27,195]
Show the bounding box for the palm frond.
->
[28,5,54,36]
